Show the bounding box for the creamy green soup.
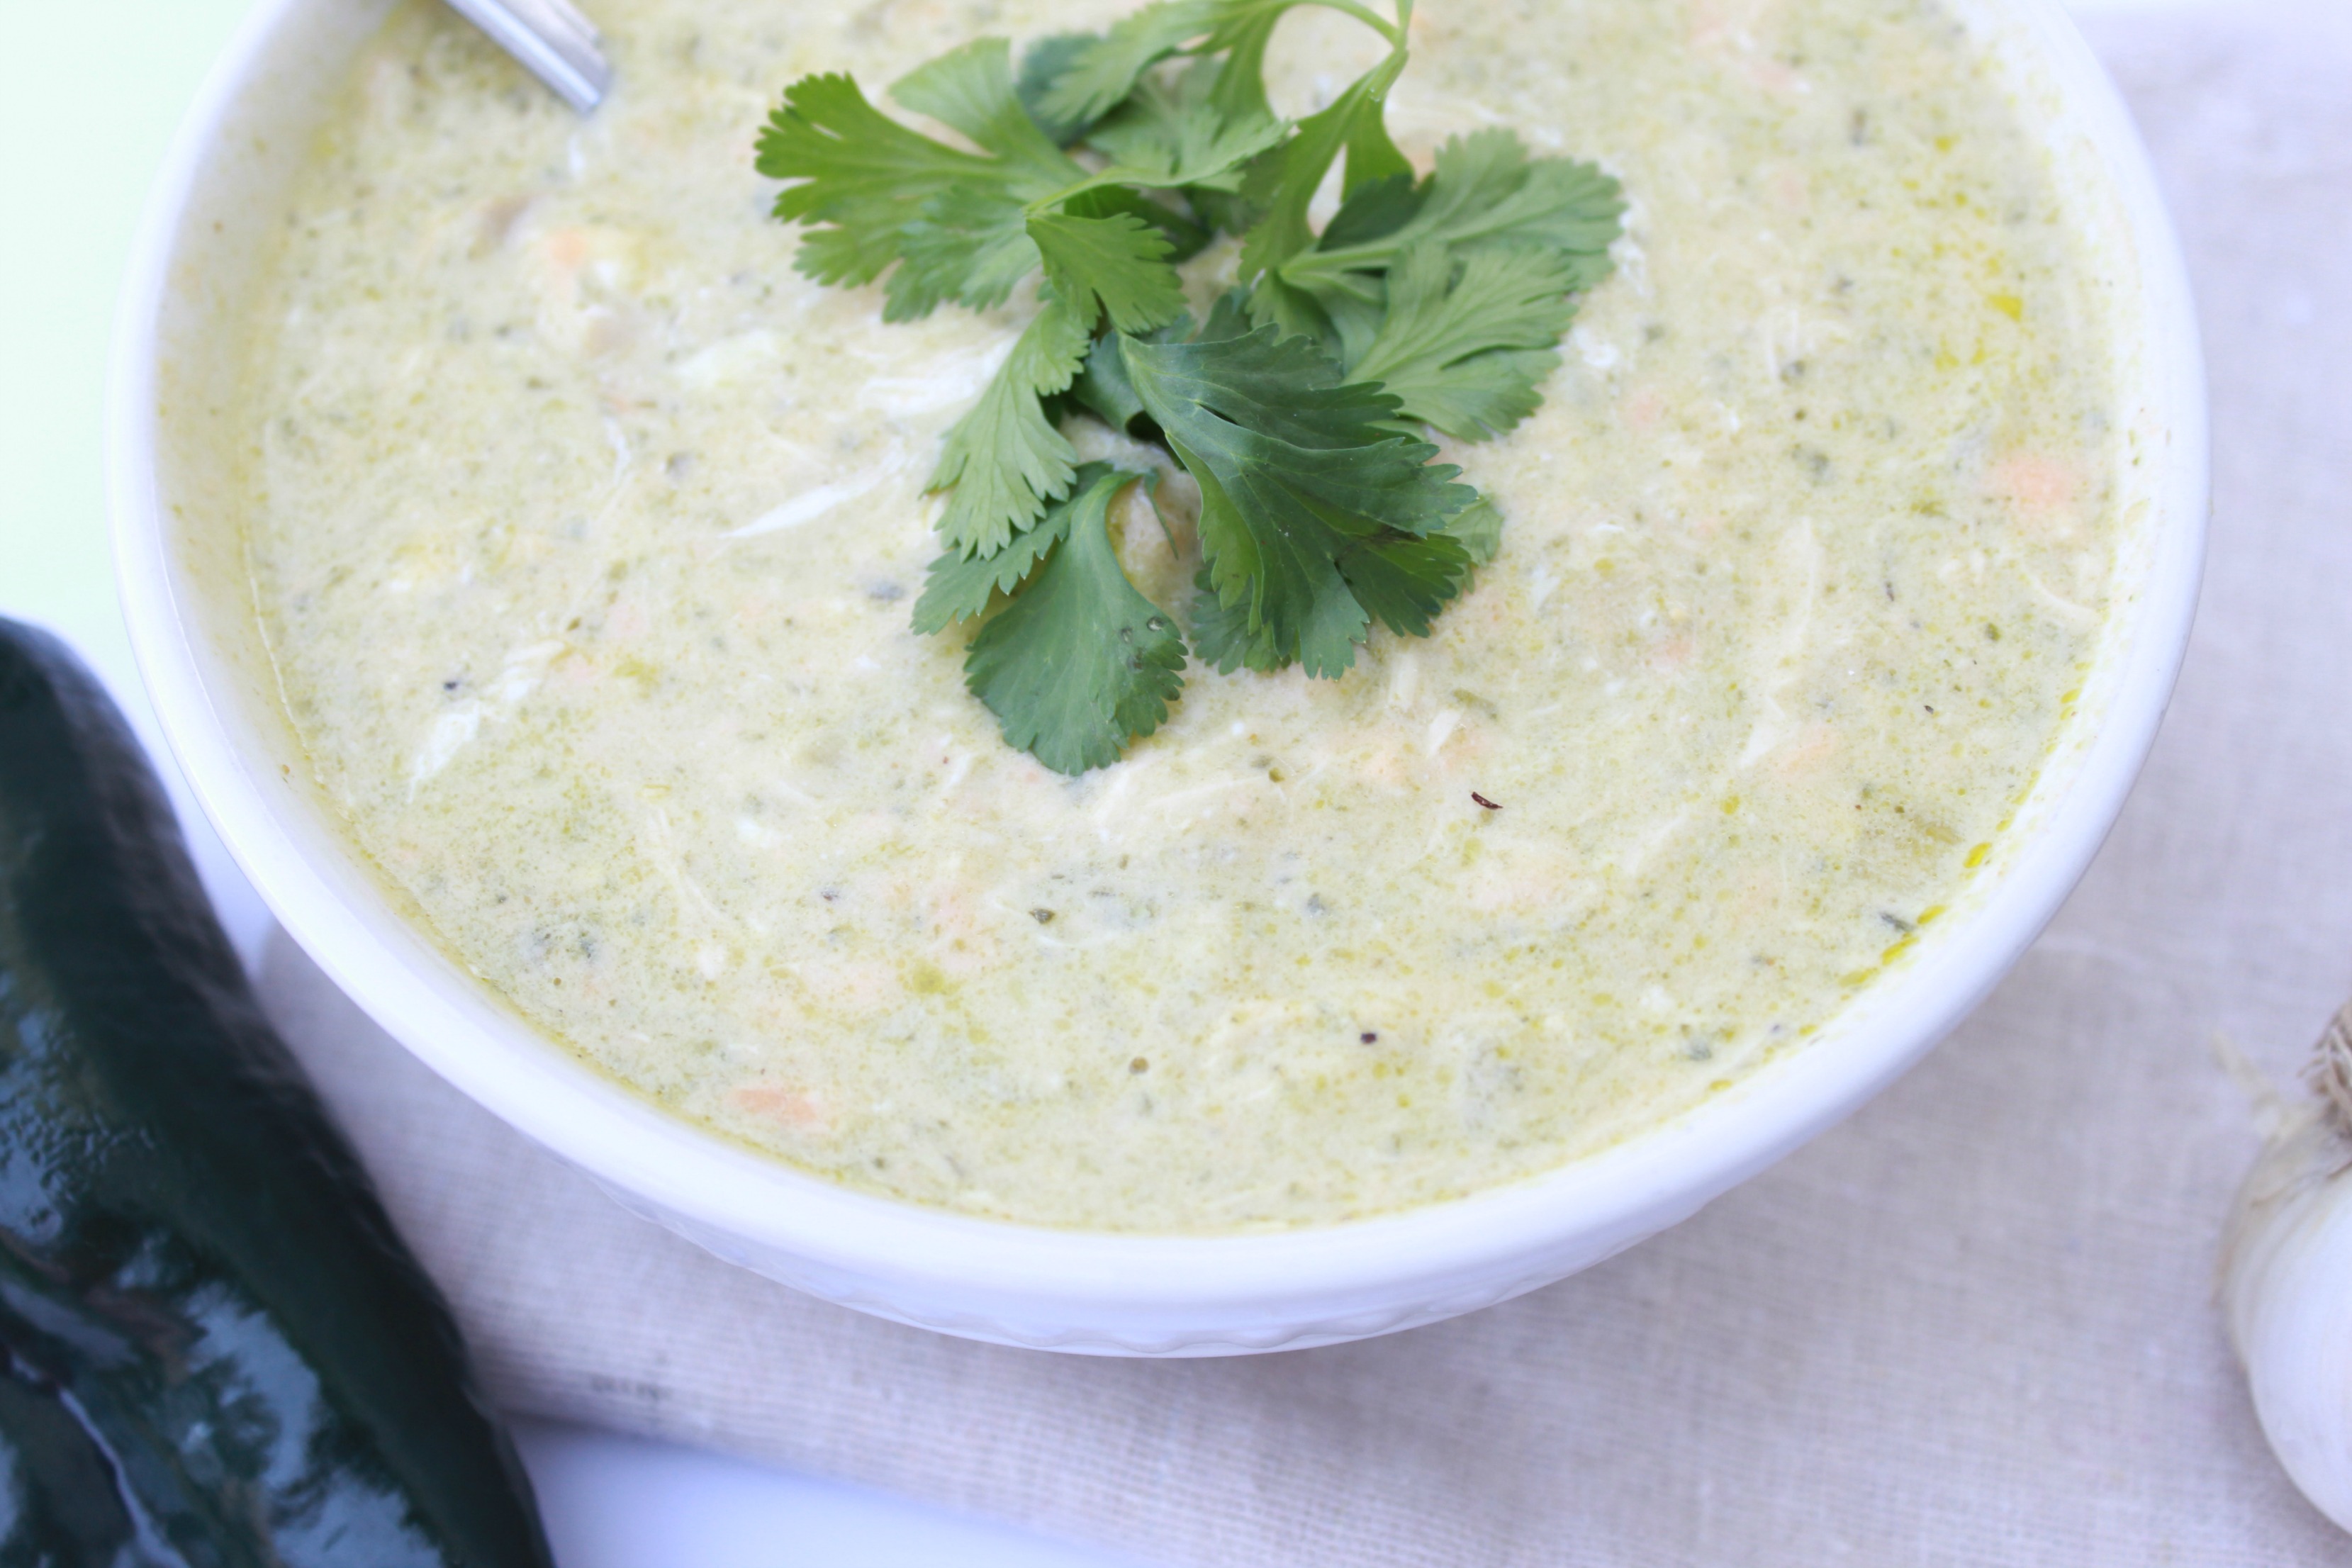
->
[237,0,2117,1230]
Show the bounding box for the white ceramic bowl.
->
[111,0,2206,1356]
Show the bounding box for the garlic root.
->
[2222,1002,2352,1533]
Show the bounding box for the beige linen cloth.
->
[253,6,2352,1562]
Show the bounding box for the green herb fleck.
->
[958,465,1190,773]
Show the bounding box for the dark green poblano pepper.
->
[0,617,553,1567]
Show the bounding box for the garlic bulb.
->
[2222,1003,2352,1533]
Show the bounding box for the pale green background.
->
[0,0,252,679]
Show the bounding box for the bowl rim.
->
[108,0,2208,1326]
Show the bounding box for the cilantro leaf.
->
[1392,346,1562,439]
[1244,272,1342,347]
[1236,43,1412,283]
[1085,57,1287,189]
[1119,323,1475,676]
[930,293,1092,554]
[889,185,1039,320]
[1320,171,1421,250]
[1185,565,1280,673]
[912,495,1072,633]
[962,465,1189,773]
[1414,135,1621,279]
[1348,243,1581,439]
[1194,285,1258,344]
[1069,327,1150,433]
[756,74,1002,288]
[1281,130,1623,295]
[759,45,1089,312]
[890,39,1083,191]
[1327,527,1471,638]
[1262,132,1618,388]
[1068,313,1197,432]
[1029,210,1187,333]
[1063,183,1213,262]
[1313,286,1389,370]
[1017,34,1105,142]
[1036,0,1404,130]
[881,41,1106,324]
[1334,72,1413,190]
[1029,0,1230,130]
[1182,488,1471,678]
[1442,495,1502,565]
[1282,170,1417,354]
[1231,39,1412,342]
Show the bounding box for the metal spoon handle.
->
[442,0,612,113]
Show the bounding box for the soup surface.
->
[238,0,2119,1229]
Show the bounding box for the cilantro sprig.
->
[756,0,1623,773]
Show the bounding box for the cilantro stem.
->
[1289,0,1404,45]
[1023,170,1156,215]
